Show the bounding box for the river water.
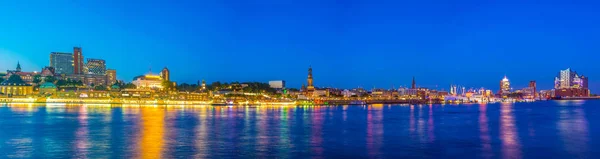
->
[0,101,598,158]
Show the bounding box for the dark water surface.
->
[1,101,599,158]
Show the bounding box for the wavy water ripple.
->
[0,101,597,158]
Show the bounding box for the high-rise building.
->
[85,58,106,75]
[50,52,74,75]
[499,76,510,95]
[582,76,589,90]
[106,69,116,84]
[556,68,573,89]
[554,68,589,97]
[73,47,84,74]
[555,68,589,90]
[449,85,456,95]
[269,80,286,89]
[529,81,537,99]
[160,67,170,81]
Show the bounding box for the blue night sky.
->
[1,0,600,92]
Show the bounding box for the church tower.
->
[411,76,416,89]
[160,67,170,81]
[16,61,21,72]
[306,66,314,91]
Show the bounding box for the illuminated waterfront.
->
[0,101,599,158]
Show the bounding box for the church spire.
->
[306,66,314,90]
[411,76,416,89]
[16,61,21,72]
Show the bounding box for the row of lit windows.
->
[0,86,33,95]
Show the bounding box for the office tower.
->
[73,47,84,74]
[529,81,536,98]
[50,52,74,75]
[85,58,106,75]
[500,76,510,94]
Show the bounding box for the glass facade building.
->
[49,52,74,75]
[85,58,106,75]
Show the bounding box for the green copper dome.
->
[111,83,121,89]
[39,82,57,89]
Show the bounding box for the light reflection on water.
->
[428,105,435,143]
[479,104,492,159]
[500,102,521,159]
[366,104,383,157]
[195,106,210,159]
[557,105,590,158]
[139,106,164,159]
[0,101,597,158]
[74,107,89,158]
[555,100,586,106]
[311,106,324,158]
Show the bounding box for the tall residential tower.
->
[499,76,510,95]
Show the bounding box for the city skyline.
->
[2,1,599,159]
[0,58,590,94]
[1,1,600,91]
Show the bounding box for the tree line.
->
[8,74,278,94]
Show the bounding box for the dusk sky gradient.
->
[1,0,600,92]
